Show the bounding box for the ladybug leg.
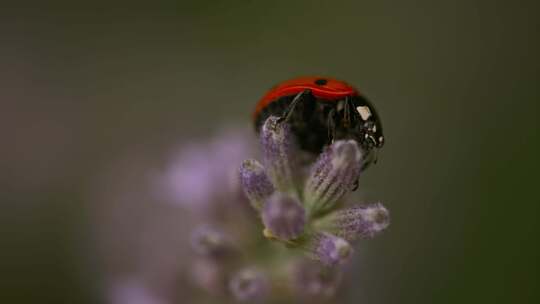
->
[352,179,359,191]
[343,97,352,128]
[278,89,312,123]
[327,108,337,142]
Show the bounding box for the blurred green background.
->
[1,1,538,303]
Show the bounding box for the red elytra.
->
[253,76,360,120]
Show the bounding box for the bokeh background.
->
[1,1,538,303]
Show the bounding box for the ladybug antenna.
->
[327,108,337,142]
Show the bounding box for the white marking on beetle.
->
[356,106,372,120]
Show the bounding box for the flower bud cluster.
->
[240,116,390,267]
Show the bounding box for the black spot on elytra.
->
[314,78,328,86]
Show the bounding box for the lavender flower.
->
[317,203,390,241]
[309,233,353,266]
[260,116,298,193]
[261,193,306,240]
[229,268,269,302]
[304,140,362,215]
[239,116,388,269]
[239,159,275,210]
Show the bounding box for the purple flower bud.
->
[190,225,231,257]
[260,116,297,193]
[304,140,362,215]
[261,193,306,240]
[311,233,353,266]
[323,203,390,241]
[239,159,274,210]
[229,268,269,302]
[292,260,342,299]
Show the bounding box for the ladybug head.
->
[333,100,383,147]
[337,100,384,169]
[346,120,381,170]
[360,120,384,149]
[349,99,384,147]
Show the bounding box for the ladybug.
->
[253,76,384,169]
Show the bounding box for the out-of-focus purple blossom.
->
[304,140,362,215]
[191,225,232,257]
[92,153,194,303]
[319,203,390,241]
[239,159,275,210]
[192,258,228,296]
[310,233,353,266]
[260,116,298,193]
[163,144,216,208]
[108,278,168,304]
[291,260,342,299]
[261,193,306,240]
[94,130,256,304]
[239,117,389,271]
[160,129,253,213]
[229,268,269,302]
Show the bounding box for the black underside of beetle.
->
[255,93,370,154]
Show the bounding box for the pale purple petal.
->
[261,193,306,240]
[260,116,298,193]
[239,159,274,210]
[304,140,362,215]
[311,233,353,266]
[322,202,390,241]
